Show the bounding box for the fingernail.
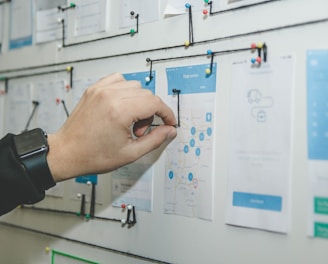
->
[167,127,177,140]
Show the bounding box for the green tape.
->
[314,222,328,238]
[314,197,328,215]
[51,249,99,264]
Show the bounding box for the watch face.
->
[14,128,48,157]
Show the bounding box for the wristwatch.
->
[13,128,55,191]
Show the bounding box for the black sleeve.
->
[0,133,48,216]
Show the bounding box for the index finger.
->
[154,98,177,126]
[127,94,177,127]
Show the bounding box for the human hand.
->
[47,73,177,182]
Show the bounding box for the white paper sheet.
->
[220,0,273,10]
[111,156,154,212]
[200,0,275,12]
[226,55,294,233]
[35,80,67,134]
[9,0,33,49]
[4,83,32,134]
[164,63,217,220]
[36,8,66,44]
[119,0,159,28]
[164,0,205,15]
[72,0,107,37]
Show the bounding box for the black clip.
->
[121,205,137,227]
[172,89,181,127]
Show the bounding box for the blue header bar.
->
[166,63,217,95]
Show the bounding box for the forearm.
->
[47,133,75,182]
[47,133,90,182]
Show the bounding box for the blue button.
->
[233,192,282,212]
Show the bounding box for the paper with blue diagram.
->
[226,55,294,233]
[164,63,217,220]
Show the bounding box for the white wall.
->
[1,0,328,263]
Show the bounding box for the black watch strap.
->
[21,151,55,191]
[14,128,56,192]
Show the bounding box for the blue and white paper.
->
[307,50,328,238]
[227,56,294,233]
[9,0,33,50]
[164,63,217,220]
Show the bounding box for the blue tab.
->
[233,192,282,212]
[9,35,32,50]
[123,71,156,94]
[166,63,217,95]
[75,175,98,185]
